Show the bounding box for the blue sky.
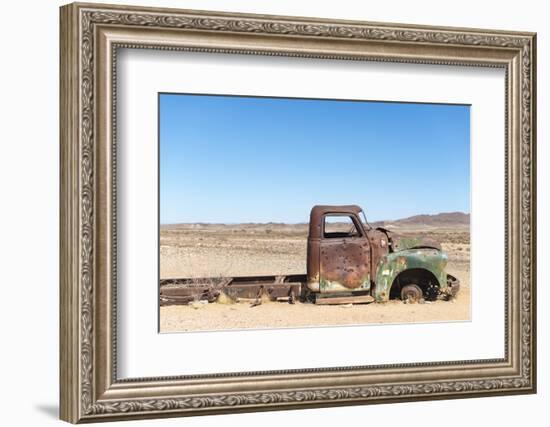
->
[160,93,470,224]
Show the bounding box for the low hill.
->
[371,212,469,229]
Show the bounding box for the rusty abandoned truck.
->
[160,205,460,306]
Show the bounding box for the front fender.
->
[373,248,448,302]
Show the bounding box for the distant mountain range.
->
[163,212,470,229]
[371,212,470,228]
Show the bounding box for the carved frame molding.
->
[60,2,536,423]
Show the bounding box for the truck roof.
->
[310,205,363,218]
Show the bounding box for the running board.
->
[315,294,375,305]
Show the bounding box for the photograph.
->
[159,93,471,332]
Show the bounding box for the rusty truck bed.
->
[160,274,305,306]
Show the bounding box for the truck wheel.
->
[401,284,423,304]
[300,288,316,304]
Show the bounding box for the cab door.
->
[319,214,371,293]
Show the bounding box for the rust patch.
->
[319,239,370,290]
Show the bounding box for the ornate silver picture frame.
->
[60,2,536,423]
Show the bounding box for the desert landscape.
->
[159,212,470,332]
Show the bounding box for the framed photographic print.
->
[60,2,537,423]
[157,94,469,332]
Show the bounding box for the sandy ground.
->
[160,286,470,332]
[159,224,470,332]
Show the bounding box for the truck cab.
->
[306,205,459,302]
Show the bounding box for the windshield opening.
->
[360,210,372,230]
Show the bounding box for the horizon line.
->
[160,211,471,226]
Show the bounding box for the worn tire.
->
[300,288,316,304]
[401,284,423,303]
[424,282,440,301]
